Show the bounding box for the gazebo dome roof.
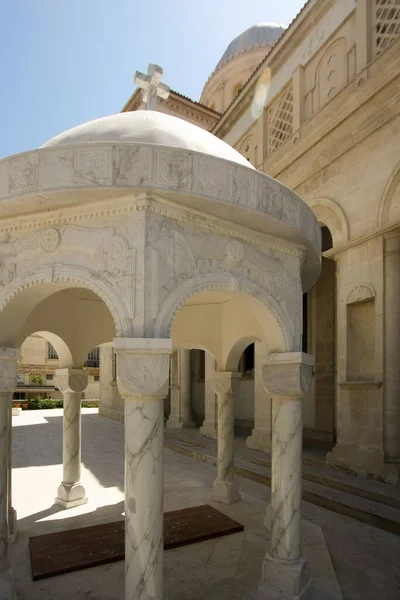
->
[41,110,254,169]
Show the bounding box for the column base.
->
[166,417,196,429]
[55,483,88,509]
[327,443,385,478]
[211,478,240,504]
[246,429,271,453]
[8,507,17,543]
[0,563,16,600]
[199,421,217,439]
[255,554,312,600]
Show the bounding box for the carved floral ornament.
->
[116,352,171,398]
[226,240,245,263]
[39,228,61,252]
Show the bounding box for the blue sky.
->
[0,0,306,159]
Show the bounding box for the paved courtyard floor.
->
[9,409,400,600]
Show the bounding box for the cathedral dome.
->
[41,110,254,169]
[215,22,285,71]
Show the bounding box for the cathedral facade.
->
[105,0,400,483]
[16,0,399,483]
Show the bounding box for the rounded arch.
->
[225,336,259,372]
[154,273,294,353]
[377,160,400,227]
[0,264,132,347]
[307,197,349,247]
[27,331,73,368]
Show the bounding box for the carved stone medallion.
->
[40,228,61,252]
[227,240,245,263]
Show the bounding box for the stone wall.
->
[314,258,335,436]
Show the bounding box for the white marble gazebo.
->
[0,73,320,599]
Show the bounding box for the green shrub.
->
[26,398,63,410]
[24,398,98,410]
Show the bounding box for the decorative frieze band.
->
[0,142,320,256]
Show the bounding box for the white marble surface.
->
[0,348,17,599]
[247,341,272,453]
[270,396,303,560]
[0,393,15,599]
[200,352,218,439]
[55,369,88,509]
[211,373,240,504]
[114,339,171,600]
[125,397,164,600]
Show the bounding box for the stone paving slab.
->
[8,409,400,599]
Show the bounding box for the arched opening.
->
[2,280,121,536]
[302,224,336,447]
[165,285,287,449]
[234,342,255,437]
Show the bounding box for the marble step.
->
[164,430,400,510]
[164,434,400,535]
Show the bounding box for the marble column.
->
[199,352,217,438]
[55,368,88,509]
[246,342,272,453]
[7,399,17,542]
[384,232,400,461]
[0,348,18,600]
[257,352,314,600]
[114,337,172,600]
[167,349,195,429]
[211,371,240,504]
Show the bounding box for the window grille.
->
[85,347,100,368]
[374,0,400,55]
[47,343,58,360]
[267,85,294,155]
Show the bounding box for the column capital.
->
[262,352,314,397]
[0,348,18,394]
[211,371,241,396]
[55,368,88,394]
[113,337,172,399]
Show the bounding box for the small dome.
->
[215,23,285,71]
[41,111,254,169]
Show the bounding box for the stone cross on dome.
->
[134,63,170,110]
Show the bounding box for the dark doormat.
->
[29,504,244,581]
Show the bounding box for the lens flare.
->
[251,68,271,120]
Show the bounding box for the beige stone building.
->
[15,336,100,400]
[103,0,399,482]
